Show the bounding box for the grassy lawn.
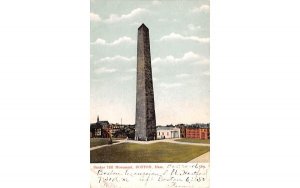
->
[90,138,118,148]
[174,138,210,144]
[90,142,209,163]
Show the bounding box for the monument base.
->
[134,135,156,141]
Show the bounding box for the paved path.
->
[188,151,210,163]
[124,138,210,146]
[90,139,127,151]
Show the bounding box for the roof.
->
[99,121,109,125]
[157,126,179,131]
[90,121,109,129]
[186,124,210,129]
[90,123,101,130]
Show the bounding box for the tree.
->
[113,126,135,139]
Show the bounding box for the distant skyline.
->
[91,0,209,125]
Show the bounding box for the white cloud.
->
[192,4,210,13]
[104,8,148,23]
[110,36,135,45]
[91,36,136,46]
[92,38,106,45]
[152,0,162,5]
[90,12,101,22]
[94,67,117,74]
[159,82,182,89]
[153,52,209,64]
[98,55,135,63]
[181,52,204,62]
[131,22,141,26]
[159,33,209,43]
[188,24,201,31]
[126,68,136,72]
[176,73,190,78]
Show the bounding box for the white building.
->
[156,126,181,139]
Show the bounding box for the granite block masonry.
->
[135,24,156,141]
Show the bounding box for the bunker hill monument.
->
[135,24,156,141]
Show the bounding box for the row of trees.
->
[113,126,135,139]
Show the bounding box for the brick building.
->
[185,124,210,139]
[175,124,186,138]
[90,116,110,138]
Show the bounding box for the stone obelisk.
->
[135,24,156,141]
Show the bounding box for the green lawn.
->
[90,138,118,148]
[175,138,210,144]
[90,142,210,163]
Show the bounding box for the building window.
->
[167,132,169,136]
[158,132,160,136]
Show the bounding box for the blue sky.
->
[90,0,209,125]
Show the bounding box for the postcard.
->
[90,0,210,187]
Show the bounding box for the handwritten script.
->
[90,163,209,188]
